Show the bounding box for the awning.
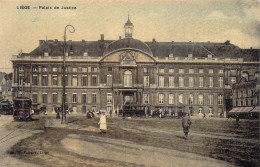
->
[250,106,260,113]
[229,107,254,113]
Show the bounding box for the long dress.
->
[182,116,191,134]
[99,114,107,132]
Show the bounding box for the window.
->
[179,69,184,74]
[32,94,38,104]
[199,107,203,113]
[32,67,38,72]
[52,75,58,86]
[52,93,58,104]
[199,77,203,87]
[189,77,194,87]
[124,71,132,87]
[231,77,236,84]
[107,106,113,113]
[169,94,174,104]
[72,93,77,103]
[65,75,68,86]
[188,94,193,104]
[209,69,213,74]
[218,95,223,105]
[209,95,213,105]
[91,67,98,72]
[92,75,98,86]
[82,106,87,113]
[92,94,97,104]
[107,75,112,86]
[219,77,223,87]
[72,75,78,86]
[198,95,203,105]
[219,69,224,74]
[209,77,213,87]
[52,67,58,72]
[159,94,164,104]
[179,94,184,104]
[82,94,87,104]
[241,101,243,106]
[144,67,148,73]
[42,75,48,86]
[32,74,38,85]
[18,74,24,85]
[179,77,184,87]
[189,69,194,74]
[199,69,204,74]
[82,75,88,86]
[159,68,164,73]
[231,70,236,75]
[143,94,149,104]
[72,68,78,72]
[108,67,112,72]
[107,93,112,103]
[42,67,48,72]
[19,66,24,71]
[169,76,174,87]
[144,76,149,87]
[82,67,88,72]
[169,68,174,74]
[42,93,47,103]
[159,76,164,87]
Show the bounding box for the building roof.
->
[25,39,260,61]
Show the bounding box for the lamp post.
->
[61,25,75,124]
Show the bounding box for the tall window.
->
[143,94,149,104]
[82,94,87,104]
[179,94,184,104]
[209,94,213,105]
[107,75,112,86]
[72,75,78,86]
[52,67,58,72]
[199,77,203,87]
[82,75,88,86]
[108,67,112,72]
[32,67,38,72]
[72,93,77,103]
[124,71,132,87]
[198,95,203,105]
[209,69,213,74]
[189,77,194,87]
[107,93,112,103]
[91,67,98,72]
[169,68,174,74]
[32,94,38,104]
[218,95,223,105]
[19,66,24,71]
[159,76,164,87]
[219,69,224,74]
[179,69,184,74]
[189,69,194,74]
[91,75,98,86]
[144,76,149,87]
[92,93,97,104]
[209,77,213,87]
[159,94,164,104]
[52,93,58,104]
[42,67,48,72]
[42,75,48,86]
[179,77,184,87]
[52,75,58,86]
[18,74,23,85]
[219,77,223,88]
[72,68,78,72]
[144,67,148,73]
[82,67,88,72]
[169,94,174,104]
[159,68,164,73]
[231,77,236,84]
[169,76,174,87]
[188,94,193,104]
[42,93,47,104]
[199,69,204,74]
[32,74,38,85]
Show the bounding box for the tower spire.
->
[124,14,134,38]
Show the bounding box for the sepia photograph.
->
[0,0,259,166]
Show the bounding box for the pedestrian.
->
[182,113,192,139]
[145,106,148,118]
[203,113,206,119]
[109,110,112,118]
[98,112,107,133]
[56,107,60,119]
[235,115,239,127]
[159,108,163,118]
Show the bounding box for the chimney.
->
[39,40,45,46]
[101,34,104,41]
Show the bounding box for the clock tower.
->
[124,14,134,38]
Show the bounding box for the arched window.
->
[124,70,132,87]
[242,71,249,81]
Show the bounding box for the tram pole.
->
[61,25,75,124]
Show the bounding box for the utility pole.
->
[61,25,75,124]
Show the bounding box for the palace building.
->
[11,17,260,116]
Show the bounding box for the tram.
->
[119,104,146,117]
[0,100,13,115]
[13,97,32,121]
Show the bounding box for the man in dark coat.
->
[182,113,192,139]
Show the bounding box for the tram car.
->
[119,104,146,117]
[0,100,13,115]
[13,97,32,121]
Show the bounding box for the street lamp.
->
[61,25,75,124]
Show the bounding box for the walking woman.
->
[182,113,192,139]
[98,112,107,133]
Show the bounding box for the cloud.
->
[206,11,228,20]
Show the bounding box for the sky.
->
[0,0,260,73]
